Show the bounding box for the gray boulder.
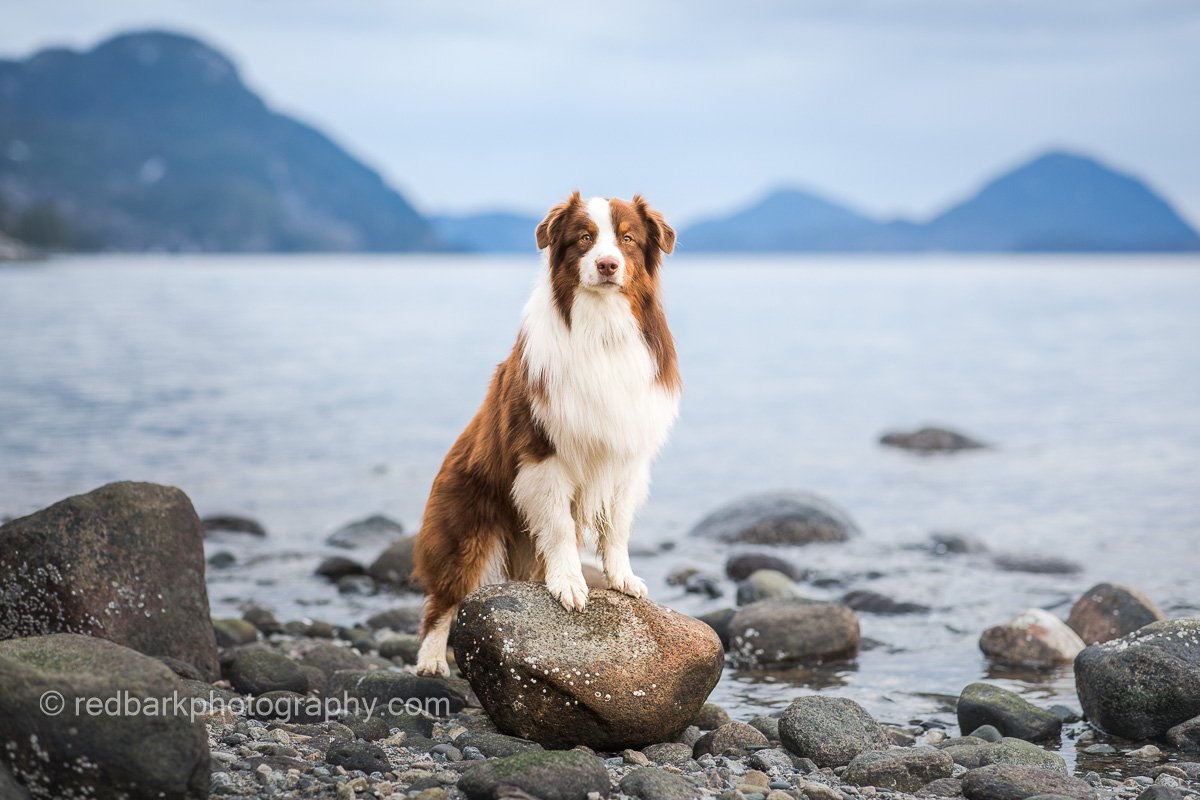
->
[366,534,421,590]
[326,513,403,550]
[0,633,209,799]
[0,481,219,680]
[962,765,1096,800]
[689,491,859,545]
[728,598,860,667]
[957,683,1063,742]
[458,750,610,800]
[1074,618,1200,739]
[1166,715,1200,752]
[227,648,309,695]
[1067,583,1164,645]
[845,747,955,792]
[779,696,890,767]
[620,766,700,800]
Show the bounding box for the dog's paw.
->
[546,571,589,611]
[607,570,648,599]
[415,656,450,679]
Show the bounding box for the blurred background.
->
[1,0,1198,747]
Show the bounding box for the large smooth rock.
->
[0,481,219,680]
[1166,715,1200,752]
[452,582,724,749]
[1074,618,1200,739]
[728,599,860,667]
[957,683,1063,742]
[943,737,1066,772]
[779,696,890,767]
[326,669,471,715]
[689,491,859,545]
[880,426,986,453]
[1067,583,1164,645]
[366,534,422,590]
[458,750,610,800]
[0,633,209,799]
[846,747,955,792]
[962,765,1096,800]
[979,609,1084,669]
[326,513,403,550]
[227,648,309,695]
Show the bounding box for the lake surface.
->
[2,254,1198,764]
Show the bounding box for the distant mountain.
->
[430,211,540,253]
[0,31,438,251]
[680,151,1200,253]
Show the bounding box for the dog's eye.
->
[622,235,633,243]
[581,233,592,243]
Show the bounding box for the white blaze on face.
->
[581,197,624,288]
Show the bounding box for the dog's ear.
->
[633,194,676,255]
[535,191,583,250]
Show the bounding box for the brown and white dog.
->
[412,192,680,677]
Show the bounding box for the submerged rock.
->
[843,590,931,615]
[1067,583,1164,645]
[726,552,806,581]
[957,683,1063,742]
[451,582,723,749]
[979,609,1084,668]
[0,633,209,799]
[728,598,860,668]
[1074,618,1200,739]
[689,491,859,545]
[0,481,219,680]
[779,696,890,768]
[458,749,610,800]
[880,426,987,453]
[201,513,267,536]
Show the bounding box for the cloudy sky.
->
[4,1,1199,226]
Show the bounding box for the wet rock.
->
[845,747,955,792]
[452,582,723,749]
[979,610,1084,669]
[242,605,284,636]
[337,574,377,595]
[991,554,1081,575]
[294,641,367,679]
[366,535,422,590]
[728,599,860,667]
[1074,618,1200,739]
[880,426,987,453]
[0,481,220,680]
[737,569,802,605]
[458,750,610,800]
[379,634,422,664]
[726,553,806,581]
[1067,583,1164,645]
[326,669,471,714]
[207,550,236,568]
[689,491,859,545]
[697,608,736,649]
[456,731,543,758]
[1165,715,1200,752]
[365,606,423,633]
[929,531,989,555]
[326,740,390,774]
[968,725,1003,742]
[228,648,308,696]
[0,633,209,799]
[326,514,403,550]
[779,696,890,767]
[620,766,699,800]
[694,721,769,756]
[201,513,267,536]
[961,765,1096,800]
[843,590,931,615]
[957,683,1063,742]
[1127,744,1163,760]
[213,617,260,647]
[315,555,366,581]
[684,572,723,598]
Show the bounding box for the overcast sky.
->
[4,1,1199,226]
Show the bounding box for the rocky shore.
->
[2,482,1199,800]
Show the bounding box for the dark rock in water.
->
[456,731,543,758]
[685,572,723,598]
[694,721,769,756]
[846,747,955,792]
[365,605,424,633]
[697,608,736,649]
[929,531,989,555]
[337,574,378,595]
[779,696,890,767]
[728,598,860,667]
[366,535,422,590]
[213,617,259,647]
[737,569,802,605]
[326,740,390,774]
[0,481,220,680]
[326,669,471,713]
[207,550,236,568]
[379,633,422,664]
[458,750,610,800]
[228,648,308,695]
[958,683,1063,742]
[992,553,1082,575]
[880,426,987,453]
[843,590,931,615]
[1074,618,1200,739]
[452,582,724,749]
[314,555,366,581]
[726,552,806,581]
[326,513,403,550]
[0,633,209,799]
[962,765,1096,800]
[690,491,859,545]
[201,513,266,536]
[1166,715,1200,752]
[979,609,1084,668]
[1067,583,1164,645]
[242,605,283,635]
[620,765,699,800]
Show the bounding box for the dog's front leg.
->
[599,461,650,599]
[513,457,589,611]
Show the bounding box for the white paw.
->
[546,571,589,611]
[607,570,648,599]
[415,656,449,678]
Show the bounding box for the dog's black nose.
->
[596,257,618,276]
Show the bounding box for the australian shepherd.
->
[413,192,680,677]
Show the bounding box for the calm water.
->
[2,254,1199,762]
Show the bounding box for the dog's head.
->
[535,192,675,302]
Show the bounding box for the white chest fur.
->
[519,277,679,474]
